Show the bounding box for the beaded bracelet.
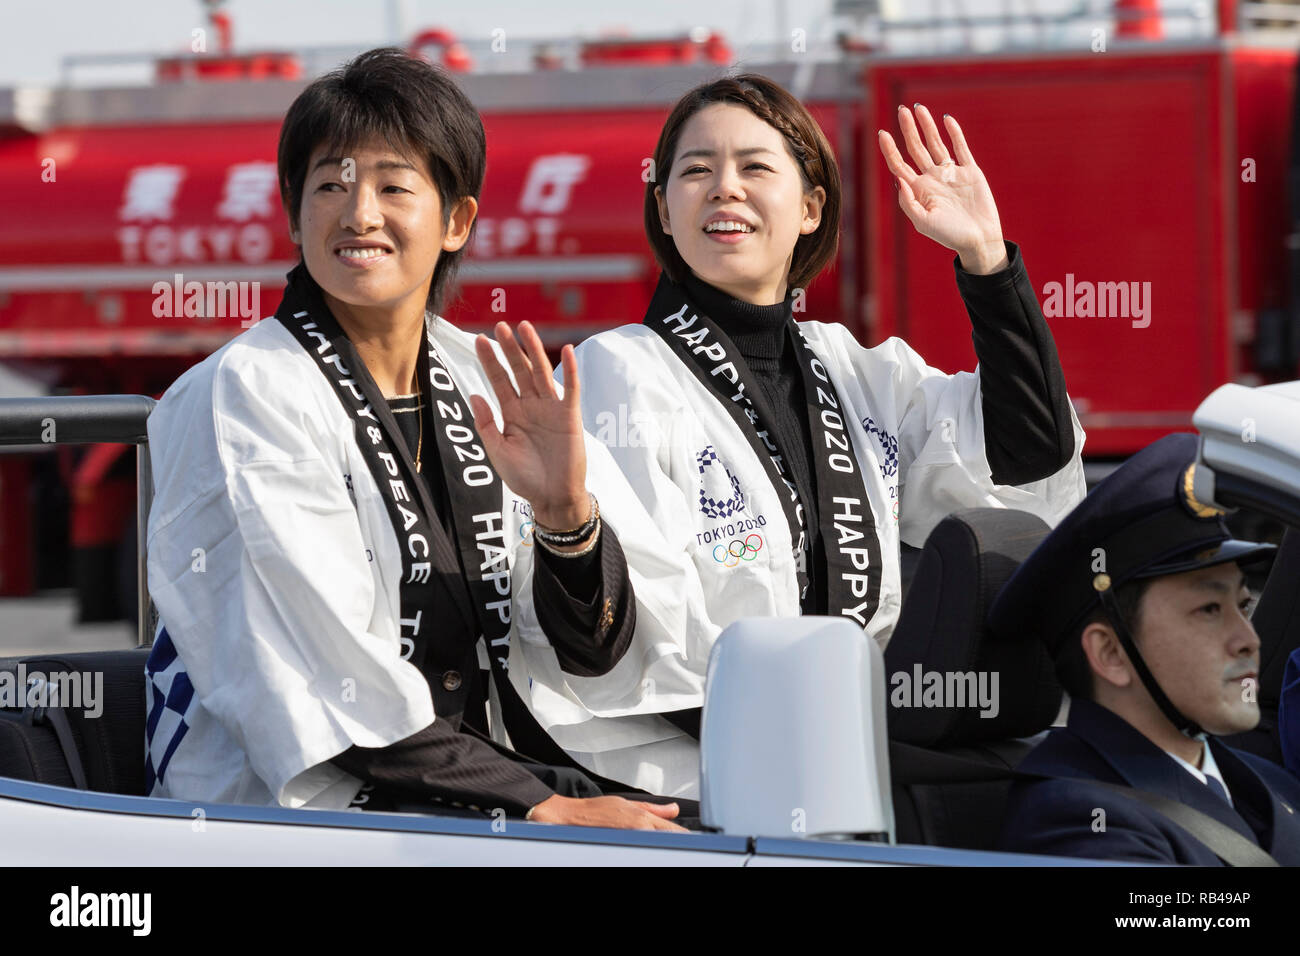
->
[532,492,599,547]
[535,516,601,558]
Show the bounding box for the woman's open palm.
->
[470,321,587,525]
[877,104,1004,259]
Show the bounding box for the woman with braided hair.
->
[500,73,1088,799]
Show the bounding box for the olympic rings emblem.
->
[712,534,764,568]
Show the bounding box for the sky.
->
[1,0,845,88]
[0,0,1192,89]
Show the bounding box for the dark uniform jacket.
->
[999,698,1300,864]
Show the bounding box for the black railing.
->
[0,395,156,647]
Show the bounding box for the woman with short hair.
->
[506,74,1087,797]
[143,48,697,830]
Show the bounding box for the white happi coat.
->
[144,313,709,809]
[504,319,1088,795]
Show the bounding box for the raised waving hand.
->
[878,104,1008,275]
[470,320,591,533]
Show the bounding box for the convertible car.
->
[0,381,1294,866]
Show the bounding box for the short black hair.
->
[276,47,486,315]
[1055,577,1152,701]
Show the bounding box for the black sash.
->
[644,274,883,629]
[275,265,616,781]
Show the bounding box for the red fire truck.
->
[1,3,1297,619]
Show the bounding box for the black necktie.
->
[1204,774,1232,806]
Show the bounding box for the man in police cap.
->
[991,433,1300,864]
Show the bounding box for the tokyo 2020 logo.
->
[697,445,746,519]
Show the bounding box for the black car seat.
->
[885,508,1064,850]
[0,648,150,795]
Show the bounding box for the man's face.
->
[1135,562,1261,735]
[295,138,470,314]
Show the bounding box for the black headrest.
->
[885,508,1062,748]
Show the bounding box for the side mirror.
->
[1194,381,1300,527]
[699,617,893,841]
